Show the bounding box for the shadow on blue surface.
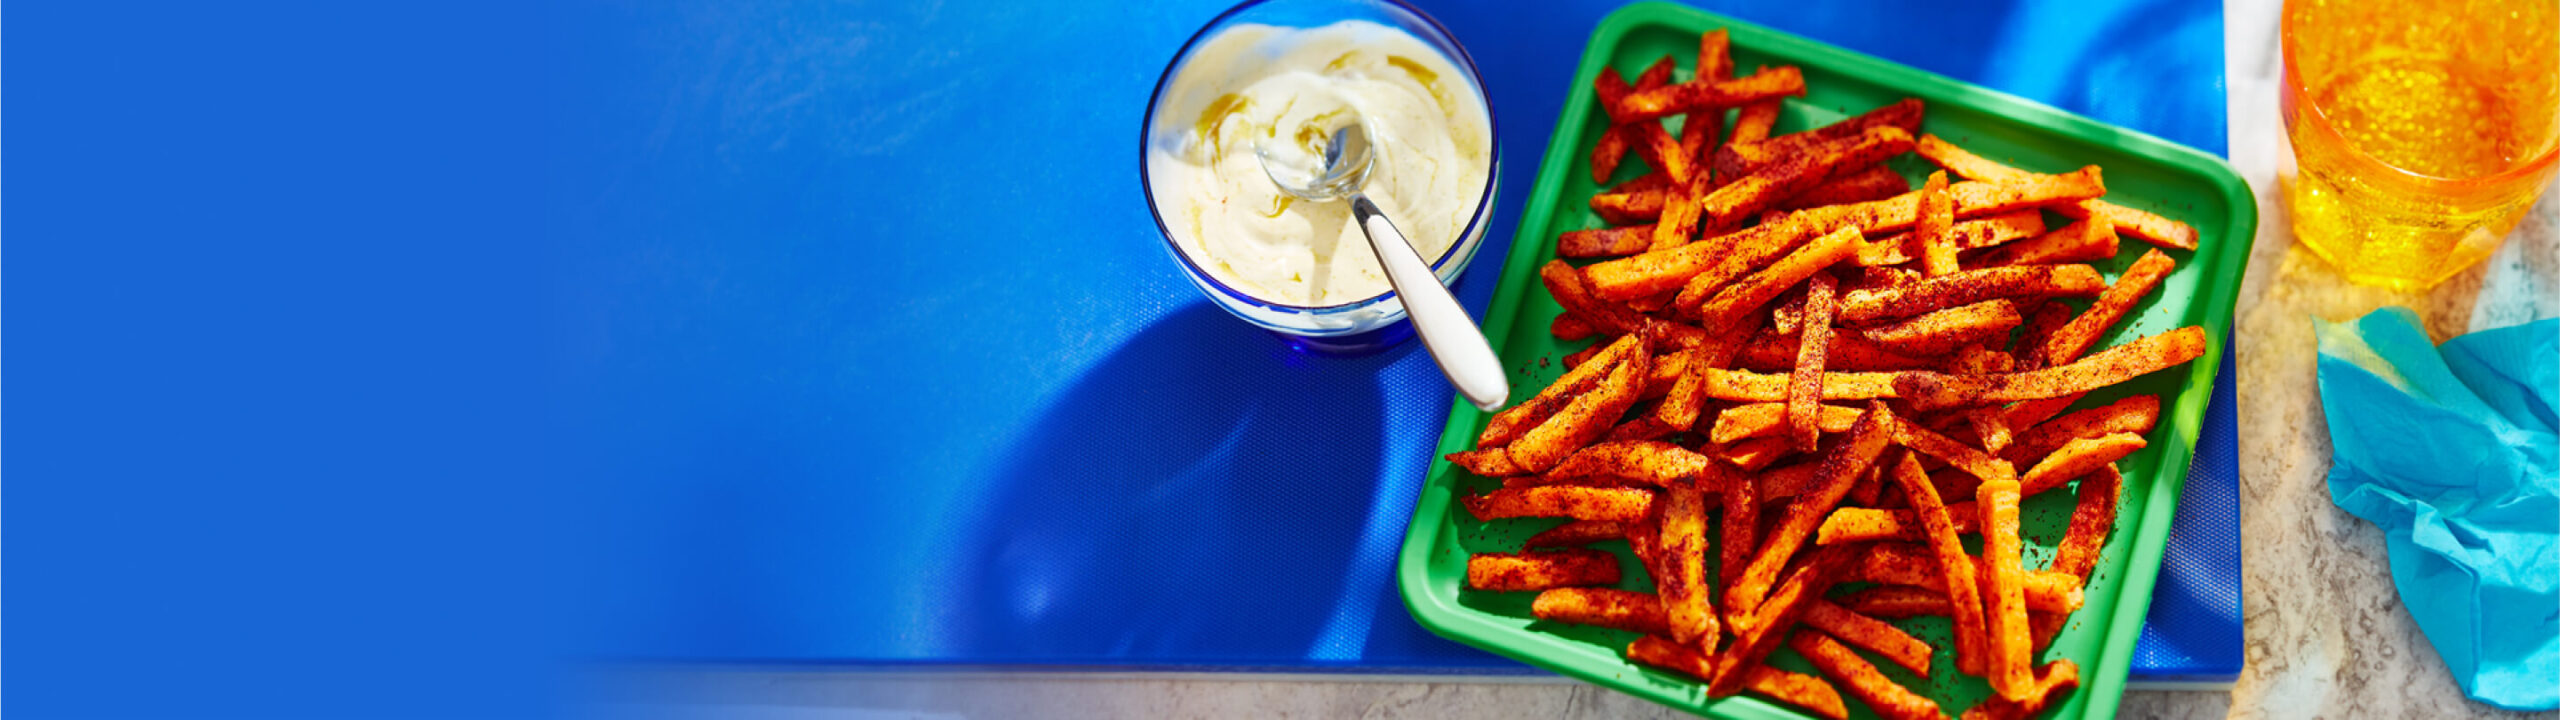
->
[954,302,1405,663]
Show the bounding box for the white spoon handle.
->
[1351,195,1509,411]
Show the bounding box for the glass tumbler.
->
[2279,0,2560,291]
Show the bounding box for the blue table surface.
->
[549,0,2242,678]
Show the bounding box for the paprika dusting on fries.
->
[1442,25,2214,717]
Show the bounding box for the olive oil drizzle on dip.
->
[1149,21,1492,307]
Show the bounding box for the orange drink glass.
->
[2279,0,2560,291]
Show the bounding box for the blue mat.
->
[553,0,2241,682]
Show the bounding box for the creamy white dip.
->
[1147,20,1492,307]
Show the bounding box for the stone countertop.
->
[2223,0,2559,716]
[601,0,2558,716]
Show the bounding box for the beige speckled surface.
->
[594,1,2559,717]
[2221,0,2559,716]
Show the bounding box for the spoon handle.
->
[1350,195,1509,411]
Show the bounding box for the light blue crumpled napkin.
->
[2316,307,2560,710]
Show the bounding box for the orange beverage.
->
[2279,0,2560,291]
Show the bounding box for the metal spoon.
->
[1258,118,1509,411]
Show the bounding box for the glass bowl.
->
[1139,0,1500,354]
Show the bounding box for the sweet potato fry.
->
[1886,452,1992,677]
[1715,98,1925,179]
[1479,333,1643,448]
[1895,326,2205,411]
[1711,402,1862,444]
[1977,474,2033,701]
[1609,416,1683,451]
[1744,457,1819,500]
[1885,412,2019,486]
[1447,448,1528,477]
[1916,134,2197,250]
[1595,59,1672,124]
[1657,313,1761,431]
[1627,638,1852,720]
[1510,337,1653,472]
[2020,432,2145,497]
[1840,585,1953,618]
[1592,69,1636,172]
[1929,466,1985,507]
[1547,440,1713,489]
[2081,201,2202,252]
[1711,545,1854,697]
[1626,633,1713,679]
[2029,610,2067,656]
[1916,170,1959,276]
[1592,124,1634,184]
[1961,660,2081,720]
[1737,331,1940,372]
[1462,486,1655,522]
[1858,211,2048,266]
[1551,312,1598,340]
[1845,461,1886,507]
[1745,669,1852,720]
[1721,462,1760,593]
[1778,165,1909,211]
[1730,92,1783,144]
[1585,214,1820,300]
[2005,394,2160,466]
[1649,181,1709,253]
[1836,265,2106,326]
[1658,486,1716,645]
[1726,404,1894,614]
[1814,503,1981,544]
[1803,599,1934,676]
[1526,519,1633,548]
[1542,259,1645,336]
[1634,54,1676,90]
[1697,127,1915,234]
[1561,342,1605,373]
[1787,272,1842,452]
[1841,544,2085,612]
[1786,168,2107,247]
[1774,274,1818,337]
[1618,65,1806,123]
[1642,349,1690,399]
[1716,435,1797,472]
[1701,367,1901,403]
[1696,226,1865,329]
[1588,191,1665,224]
[1966,407,2016,455]
[2050,464,2122,581]
[1973,218,2118,267]
[1533,587,1668,635]
[1614,171,1675,194]
[1950,344,2015,374]
[1790,631,1942,720]
[2032,248,2176,369]
[1467,549,1620,592]
[1861,300,2022,357]
[1632,121,1694,185]
[2008,300,2075,368]
[1815,506,1913,545]
[1665,220,1830,307]
[1503,473,1652,491]
[1683,30,1733,165]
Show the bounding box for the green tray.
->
[1395,3,2254,718]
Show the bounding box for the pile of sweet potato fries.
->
[1446,28,2206,720]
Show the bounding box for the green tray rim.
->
[1395,3,2257,719]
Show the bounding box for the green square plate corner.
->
[1395,2,2257,718]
